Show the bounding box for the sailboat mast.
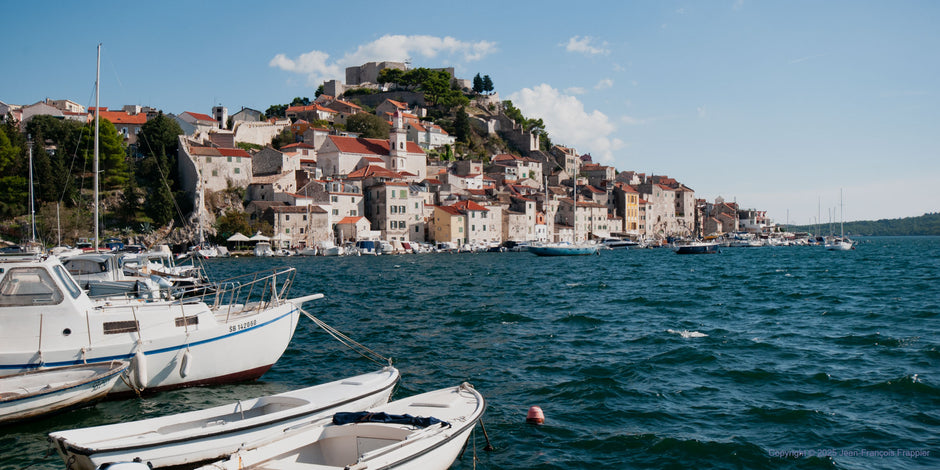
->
[840,189,844,238]
[94,43,101,252]
[28,136,36,243]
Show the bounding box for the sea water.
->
[2,237,938,469]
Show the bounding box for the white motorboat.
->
[0,360,128,424]
[254,242,274,257]
[48,367,400,470]
[0,253,322,396]
[196,383,485,470]
[61,252,166,300]
[601,237,639,249]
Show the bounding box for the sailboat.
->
[825,189,855,251]
[528,174,599,256]
[0,44,320,395]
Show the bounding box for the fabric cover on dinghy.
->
[332,412,449,428]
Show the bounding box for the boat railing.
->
[190,267,296,318]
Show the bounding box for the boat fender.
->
[179,349,192,378]
[133,349,148,391]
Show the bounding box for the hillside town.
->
[1,61,780,252]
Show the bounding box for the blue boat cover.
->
[332,412,449,428]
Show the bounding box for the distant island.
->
[787,212,940,236]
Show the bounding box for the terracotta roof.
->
[337,216,367,224]
[184,112,216,122]
[436,205,463,216]
[423,178,443,185]
[451,200,489,212]
[465,189,487,196]
[584,185,604,194]
[328,135,424,156]
[217,148,251,157]
[96,110,147,125]
[347,165,403,180]
[387,99,408,109]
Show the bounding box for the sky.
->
[4,0,938,225]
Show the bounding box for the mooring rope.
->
[298,307,391,366]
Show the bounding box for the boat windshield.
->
[0,267,65,306]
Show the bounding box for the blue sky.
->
[4,0,938,224]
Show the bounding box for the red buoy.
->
[526,405,545,424]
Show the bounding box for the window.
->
[237,157,242,163]
[332,209,339,216]
[227,156,232,162]
[0,267,65,306]
[303,215,307,221]
[234,168,240,174]
[53,265,81,299]
[400,190,406,198]
[212,170,218,177]
[350,210,357,216]
[285,228,290,234]
[399,206,405,213]
[332,196,338,203]
[285,215,290,221]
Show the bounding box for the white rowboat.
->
[197,383,485,470]
[49,367,400,469]
[0,360,128,424]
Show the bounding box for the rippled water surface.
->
[3,237,939,469]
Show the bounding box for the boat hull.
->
[49,368,400,470]
[528,245,599,256]
[675,243,720,254]
[0,300,302,396]
[199,383,485,470]
[0,361,128,424]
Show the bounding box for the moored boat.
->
[0,360,128,424]
[675,241,720,254]
[528,242,599,256]
[195,383,485,470]
[48,367,400,470]
[601,237,639,249]
[0,253,322,396]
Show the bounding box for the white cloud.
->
[594,78,614,90]
[270,34,497,86]
[563,36,610,56]
[697,105,707,118]
[565,87,586,95]
[509,84,623,163]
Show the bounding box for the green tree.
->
[346,113,391,139]
[377,68,404,85]
[0,125,26,217]
[482,75,494,94]
[472,74,484,94]
[271,129,295,149]
[455,107,471,143]
[290,97,311,106]
[146,181,174,226]
[213,209,252,243]
[315,85,325,98]
[421,71,452,107]
[137,112,183,159]
[265,104,288,119]
[30,138,55,203]
[118,167,142,225]
[96,118,130,188]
